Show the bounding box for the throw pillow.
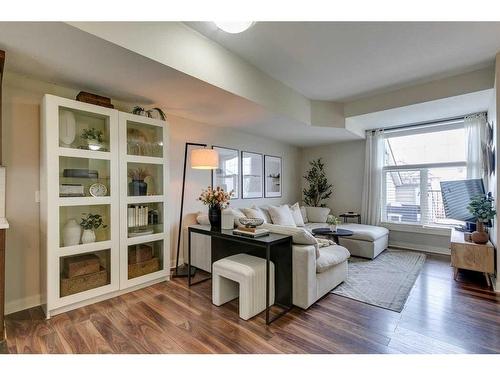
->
[289,202,305,227]
[196,212,210,225]
[305,206,331,223]
[268,205,296,227]
[241,207,267,222]
[300,206,308,223]
[262,223,319,258]
[256,205,272,223]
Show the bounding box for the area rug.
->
[331,250,426,312]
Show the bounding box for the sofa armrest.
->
[292,244,318,309]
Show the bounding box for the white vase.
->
[329,224,337,232]
[221,208,234,230]
[59,110,76,146]
[81,229,96,244]
[63,219,81,246]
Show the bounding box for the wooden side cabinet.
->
[450,228,495,286]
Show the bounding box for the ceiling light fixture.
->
[214,21,255,34]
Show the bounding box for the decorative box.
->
[60,183,85,197]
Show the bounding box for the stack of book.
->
[128,205,149,227]
[233,226,269,238]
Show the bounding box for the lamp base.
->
[172,264,197,278]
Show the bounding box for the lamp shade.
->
[191,148,219,169]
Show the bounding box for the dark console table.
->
[187,225,293,324]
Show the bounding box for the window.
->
[382,122,466,227]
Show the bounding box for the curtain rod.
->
[366,111,487,134]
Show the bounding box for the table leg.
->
[265,245,270,325]
[484,273,491,287]
[332,234,339,244]
[453,267,458,281]
[188,229,192,286]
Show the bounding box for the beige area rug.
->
[331,250,426,312]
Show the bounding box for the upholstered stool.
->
[212,254,275,320]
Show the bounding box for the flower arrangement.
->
[81,128,104,143]
[128,167,150,181]
[198,186,233,209]
[80,213,107,230]
[467,194,496,223]
[326,214,341,226]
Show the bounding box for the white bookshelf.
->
[118,112,170,290]
[40,95,170,318]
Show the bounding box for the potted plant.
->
[303,158,333,221]
[132,106,167,121]
[326,214,341,232]
[198,186,233,228]
[467,194,496,244]
[80,213,107,244]
[128,168,150,196]
[81,128,104,151]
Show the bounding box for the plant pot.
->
[471,221,489,244]
[86,139,102,151]
[208,206,222,229]
[329,224,337,232]
[63,219,81,246]
[129,180,148,196]
[81,229,96,244]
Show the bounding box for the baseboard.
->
[389,241,451,256]
[5,294,41,315]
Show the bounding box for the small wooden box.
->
[60,268,108,297]
[63,254,100,278]
[76,91,114,109]
[128,244,153,265]
[128,257,160,279]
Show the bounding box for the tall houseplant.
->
[303,158,333,207]
[467,194,496,244]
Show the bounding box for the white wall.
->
[300,140,451,253]
[1,72,301,314]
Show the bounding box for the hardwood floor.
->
[2,254,499,354]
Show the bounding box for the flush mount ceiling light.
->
[214,21,255,34]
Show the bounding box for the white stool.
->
[212,254,275,320]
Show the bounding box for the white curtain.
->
[361,130,385,225]
[464,113,486,180]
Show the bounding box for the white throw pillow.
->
[196,212,210,225]
[256,205,272,223]
[267,205,296,227]
[241,207,267,223]
[305,206,331,223]
[262,223,319,258]
[231,208,247,227]
[300,206,308,223]
[289,202,305,227]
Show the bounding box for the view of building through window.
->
[383,125,466,226]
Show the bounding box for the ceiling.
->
[186,22,500,101]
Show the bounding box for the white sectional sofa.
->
[183,204,389,309]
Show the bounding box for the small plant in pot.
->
[80,213,107,244]
[81,128,104,151]
[326,215,341,232]
[128,168,150,196]
[132,106,167,121]
[467,194,496,244]
[198,186,233,228]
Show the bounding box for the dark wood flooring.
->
[2,254,499,354]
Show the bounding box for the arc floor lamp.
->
[172,143,219,277]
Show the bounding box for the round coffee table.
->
[311,228,354,244]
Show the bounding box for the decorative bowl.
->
[239,218,264,228]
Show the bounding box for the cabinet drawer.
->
[451,245,494,273]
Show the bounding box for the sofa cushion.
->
[268,205,296,226]
[338,223,389,241]
[257,205,273,223]
[241,207,268,223]
[262,223,319,258]
[289,203,305,227]
[305,206,330,223]
[316,245,350,273]
[300,206,308,223]
[304,222,329,232]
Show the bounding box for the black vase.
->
[129,180,147,196]
[208,206,222,228]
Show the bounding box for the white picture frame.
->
[212,146,240,199]
[264,155,282,198]
[241,151,263,199]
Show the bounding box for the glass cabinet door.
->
[126,120,163,157]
